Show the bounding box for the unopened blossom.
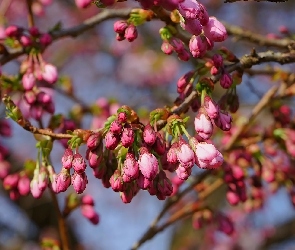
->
[177,71,194,93]
[36,91,52,104]
[125,25,138,42]
[194,108,213,140]
[176,141,195,168]
[20,35,32,47]
[42,63,58,84]
[181,19,202,36]
[167,142,179,164]
[137,172,152,189]
[143,124,157,146]
[109,120,123,134]
[92,162,107,179]
[72,172,88,194]
[177,49,190,61]
[156,171,173,197]
[226,190,240,206]
[18,175,30,196]
[195,142,223,169]
[75,0,92,8]
[38,166,49,191]
[87,148,103,168]
[87,133,102,150]
[56,168,71,193]
[22,73,36,90]
[203,95,219,119]
[110,170,124,192]
[214,111,232,131]
[220,72,233,89]
[61,148,73,169]
[175,165,192,180]
[170,37,185,54]
[212,54,223,68]
[153,133,166,155]
[121,127,134,148]
[189,35,207,58]
[159,0,184,11]
[161,41,174,55]
[81,204,99,225]
[203,17,227,42]
[123,153,139,182]
[39,33,52,46]
[72,153,87,173]
[3,173,19,190]
[114,20,128,34]
[30,178,43,198]
[117,112,127,123]
[105,131,120,150]
[5,26,19,37]
[218,215,234,235]
[138,149,159,180]
[120,188,134,203]
[178,0,208,23]
[82,195,95,206]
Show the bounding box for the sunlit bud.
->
[38,166,49,191]
[72,172,88,194]
[125,25,138,42]
[203,95,219,119]
[42,63,58,84]
[61,148,73,169]
[161,41,174,55]
[75,0,92,8]
[175,164,192,180]
[203,17,227,42]
[195,142,223,169]
[56,168,71,193]
[138,149,159,180]
[105,131,120,150]
[143,124,157,146]
[123,153,139,182]
[22,73,36,91]
[137,172,152,189]
[87,133,102,150]
[121,127,134,148]
[110,170,124,192]
[177,141,195,168]
[194,108,213,140]
[110,120,123,134]
[5,26,20,37]
[20,35,32,47]
[30,178,43,198]
[72,153,87,173]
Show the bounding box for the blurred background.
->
[1,0,295,249]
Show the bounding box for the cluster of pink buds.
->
[161,37,190,61]
[5,25,52,49]
[194,95,232,141]
[3,172,30,200]
[54,149,88,194]
[80,195,99,225]
[114,21,138,42]
[209,54,233,89]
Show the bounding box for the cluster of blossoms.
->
[3,26,57,120]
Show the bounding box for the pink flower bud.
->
[86,148,103,169]
[203,17,227,42]
[72,153,87,173]
[42,63,58,84]
[167,142,179,164]
[56,168,71,193]
[175,164,192,180]
[194,108,213,140]
[212,54,223,68]
[114,20,128,34]
[22,73,36,90]
[117,112,127,123]
[137,172,152,189]
[109,120,123,134]
[3,173,19,190]
[120,186,135,203]
[226,190,240,205]
[220,72,233,89]
[178,1,205,20]
[0,160,11,179]
[143,124,157,146]
[232,165,244,180]
[82,195,95,206]
[204,95,219,119]
[81,204,99,225]
[153,133,166,155]
[125,25,138,42]
[123,153,139,182]
[18,175,31,196]
[218,215,234,235]
[161,41,174,55]
[5,26,20,37]
[61,148,73,169]
[75,0,92,8]
[36,91,52,104]
[105,131,120,150]
[177,71,194,93]
[214,111,232,131]
[38,166,49,191]
[177,49,190,61]
[87,133,102,150]
[72,172,88,194]
[20,35,32,47]
[181,19,202,36]
[121,127,134,148]
[24,91,37,104]
[30,179,43,198]
[156,171,173,196]
[176,141,195,168]
[189,35,207,58]
[39,33,52,46]
[138,150,159,180]
[92,162,107,179]
[195,142,223,169]
[29,27,40,36]
[170,37,185,54]
[110,170,124,192]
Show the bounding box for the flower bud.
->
[123,153,139,182]
[42,64,58,84]
[72,172,88,194]
[110,170,124,192]
[138,150,159,180]
[214,111,232,131]
[175,164,192,180]
[181,19,202,36]
[81,204,99,225]
[153,133,166,155]
[143,124,157,146]
[194,108,213,140]
[137,172,152,189]
[121,127,134,148]
[30,178,43,198]
[203,17,227,42]
[3,173,19,190]
[220,72,233,89]
[22,73,36,91]
[87,133,102,150]
[82,195,95,206]
[38,166,49,191]
[39,33,52,46]
[56,168,71,193]
[105,131,120,150]
[176,141,195,168]
[194,142,223,169]
[0,161,11,179]
[125,25,138,42]
[72,153,87,173]
[114,20,128,34]
[18,174,31,196]
[61,148,73,169]
[203,95,219,119]
[161,41,174,55]
[109,120,123,134]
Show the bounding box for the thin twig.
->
[26,0,35,28]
